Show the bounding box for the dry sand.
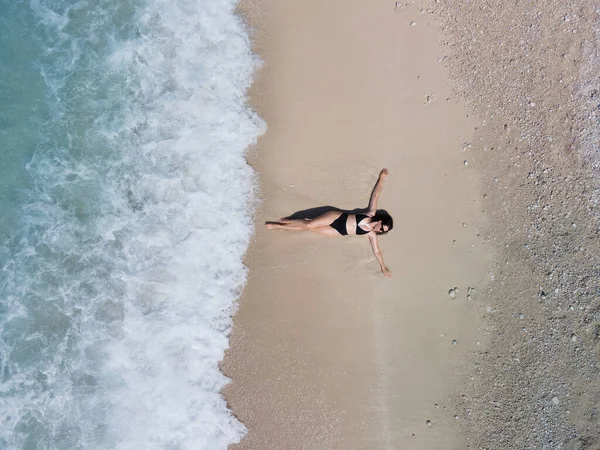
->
[222,0,491,448]
[423,1,600,448]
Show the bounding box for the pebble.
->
[426,420,432,427]
[410,21,417,27]
[434,403,440,409]
[448,287,458,298]
[452,339,458,346]
[552,397,560,405]
[464,160,469,166]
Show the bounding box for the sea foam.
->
[0,0,264,448]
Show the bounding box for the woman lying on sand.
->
[266,169,393,278]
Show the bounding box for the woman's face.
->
[373,221,389,233]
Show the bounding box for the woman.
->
[266,168,393,278]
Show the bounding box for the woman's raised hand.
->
[379,168,389,180]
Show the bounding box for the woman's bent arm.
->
[368,234,392,278]
[367,168,388,215]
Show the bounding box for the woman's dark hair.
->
[372,209,393,235]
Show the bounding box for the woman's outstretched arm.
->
[367,168,389,215]
[368,233,392,278]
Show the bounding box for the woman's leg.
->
[265,221,307,231]
[280,211,342,229]
[266,210,343,232]
[274,218,310,229]
[265,222,341,236]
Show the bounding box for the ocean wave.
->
[0,0,264,448]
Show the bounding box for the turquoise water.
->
[0,0,264,448]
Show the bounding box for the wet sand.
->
[222,0,490,448]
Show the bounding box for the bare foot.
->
[265,223,278,230]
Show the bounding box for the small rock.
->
[448,288,456,298]
[464,160,469,166]
[426,420,432,427]
[552,396,560,405]
[410,21,417,27]
[452,340,458,346]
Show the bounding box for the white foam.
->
[0,0,264,448]
[99,1,264,447]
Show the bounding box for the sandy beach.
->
[223,0,600,448]
[425,1,600,448]
[222,0,491,448]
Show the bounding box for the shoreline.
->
[223,1,492,448]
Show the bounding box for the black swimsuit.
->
[330,213,370,236]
